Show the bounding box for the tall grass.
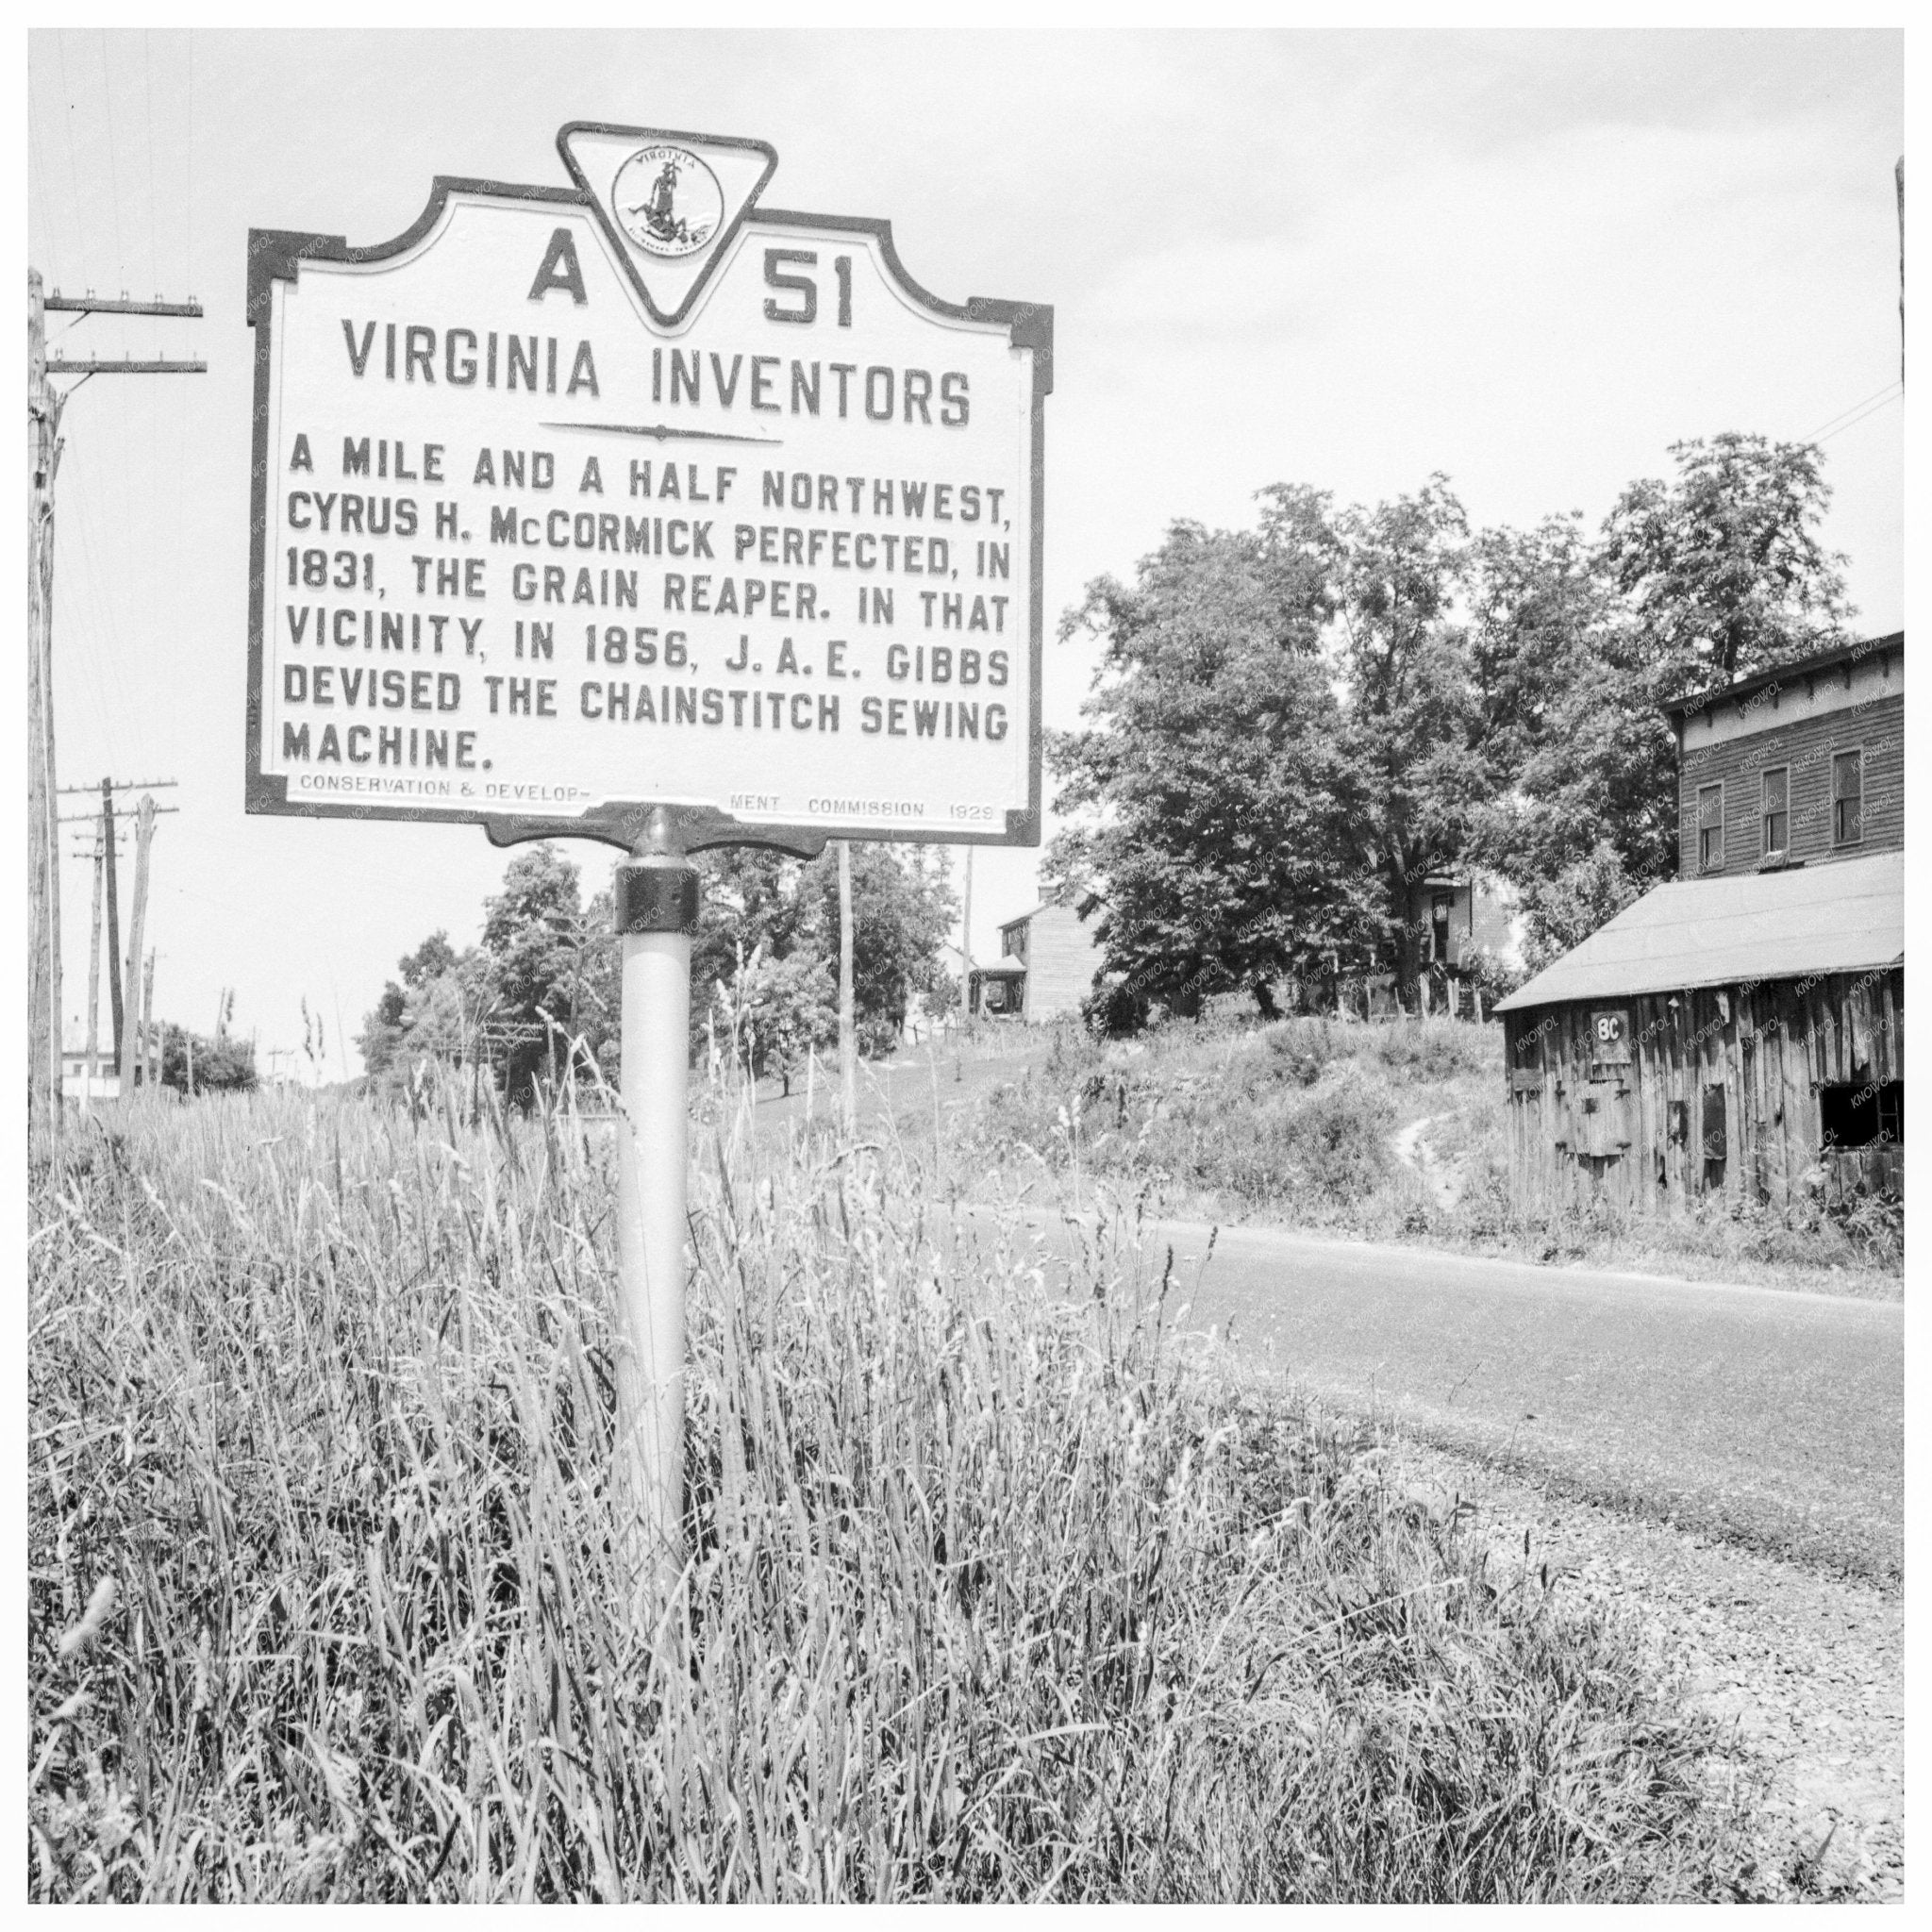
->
[27,1078,1750,1901]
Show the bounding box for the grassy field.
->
[927,1013,1903,1295]
[28,1079,1763,1902]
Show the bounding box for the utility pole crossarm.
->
[57,808,177,823]
[46,358,208,376]
[58,778,179,793]
[43,293,204,318]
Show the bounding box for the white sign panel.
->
[246,123,1050,855]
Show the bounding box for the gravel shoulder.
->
[1381,1432,1905,1903]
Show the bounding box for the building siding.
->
[1405,872,1524,1013]
[1503,965,1903,1217]
[1001,903,1102,1021]
[1677,692,1903,877]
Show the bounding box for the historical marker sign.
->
[246,123,1050,854]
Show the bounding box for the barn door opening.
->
[1701,1082,1727,1192]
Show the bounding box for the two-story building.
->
[1674,631,1903,878]
[1494,632,1904,1218]
[967,887,1105,1022]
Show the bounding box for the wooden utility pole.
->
[103,782,124,1063]
[142,950,157,1088]
[837,841,857,1133]
[119,796,158,1092]
[959,844,975,1036]
[82,818,105,1113]
[28,271,66,1149]
[28,270,203,1137]
[59,781,176,1080]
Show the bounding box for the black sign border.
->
[246,172,1051,860]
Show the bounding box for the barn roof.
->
[1493,851,1904,1012]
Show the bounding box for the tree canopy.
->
[1050,511,1376,1029]
[358,839,956,1096]
[1051,434,1855,1027]
[158,1024,257,1095]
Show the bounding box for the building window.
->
[1697,782,1724,872]
[1760,766,1788,858]
[1820,1080,1903,1150]
[1832,750,1863,846]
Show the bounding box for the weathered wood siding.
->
[1677,689,1904,877]
[1006,903,1104,1022]
[1503,967,1904,1216]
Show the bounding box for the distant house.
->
[1496,631,1905,1218]
[1407,869,1526,1018]
[968,886,1104,1022]
[61,1046,120,1103]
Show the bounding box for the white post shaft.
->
[837,841,857,1133]
[611,842,696,1590]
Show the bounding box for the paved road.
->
[948,1207,1905,1581]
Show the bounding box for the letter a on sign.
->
[558,122,776,326]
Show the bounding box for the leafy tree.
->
[158,1024,257,1095]
[1464,513,1608,785]
[357,851,619,1103]
[479,844,620,1104]
[1461,515,1671,893]
[1324,475,1480,995]
[358,930,462,1079]
[691,846,813,1058]
[1600,432,1851,688]
[716,945,839,1093]
[1517,841,1642,978]
[1050,507,1378,1031]
[806,842,957,1056]
[1477,437,1855,918]
[398,952,502,1076]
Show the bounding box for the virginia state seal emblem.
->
[611,144,724,259]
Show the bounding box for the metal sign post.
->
[610,809,697,1578]
[245,120,1050,1585]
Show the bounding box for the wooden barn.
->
[1494,852,1903,1215]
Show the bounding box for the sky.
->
[25,28,1904,1085]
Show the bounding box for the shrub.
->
[1368,1017,1498,1082]
[1276,1067,1397,1203]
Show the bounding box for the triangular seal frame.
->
[558,121,777,330]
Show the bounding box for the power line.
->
[96,31,125,290]
[1816,390,1902,446]
[142,29,159,301]
[1802,379,1902,443]
[53,35,88,289]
